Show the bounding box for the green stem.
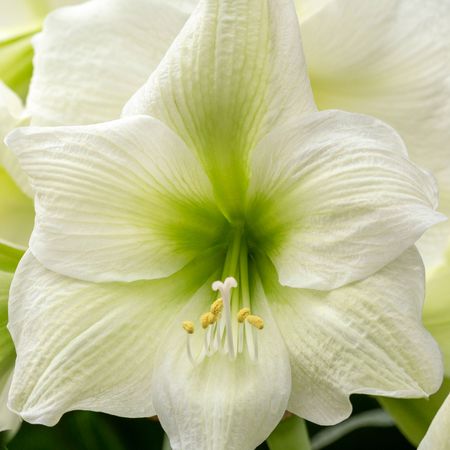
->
[267,416,311,450]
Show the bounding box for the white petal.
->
[418,394,450,450]
[8,250,221,425]
[153,288,291,450]
[124,0,315,218]
[300,0,450,176]
[248,110,443,290]
[27,0,192,126]
[261,247,443,426]
[7,116,224,282]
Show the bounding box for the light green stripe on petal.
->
[124,0,316,220]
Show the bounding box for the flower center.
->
[182,276,264,365]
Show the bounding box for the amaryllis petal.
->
[8,251,220,425]
[27,0,193,126]
[262,248,443,425]
[248,111,444,289]
[7,116,225,282]
[124,0,316,219]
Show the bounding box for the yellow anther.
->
[208,312,217,325]
[210,298,224,316]
[237,307,251,323]
[200,313,211,329]
[246,315,264,330]
[182,321,195,334]
[200,312,217,329]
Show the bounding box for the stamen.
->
[210,298,224,315]
[246,315,264,330]
[200,312,216,329]
[237,307,251,323]
[182,321,195,365]
[181,277,265,365]
[182,321,195,334]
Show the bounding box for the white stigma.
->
[212,277,237,359]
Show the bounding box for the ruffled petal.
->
[259,248,443,425]
[8,250,220,425]
[248,111,443,289]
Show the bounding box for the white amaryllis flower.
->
[0,0,83,98]
[418,394,450,450]
[5,0,445,449]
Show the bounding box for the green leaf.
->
[378,377,450,446]
[267,416,311,450]
[0,242,24,273]
[0,25,40,99]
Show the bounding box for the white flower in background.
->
[5,0,445,449]
[0,81,33,249]
[296,0,450,366]
[418,394,450,450]
[0,0,83,98]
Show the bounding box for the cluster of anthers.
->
[182,277,264,365]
